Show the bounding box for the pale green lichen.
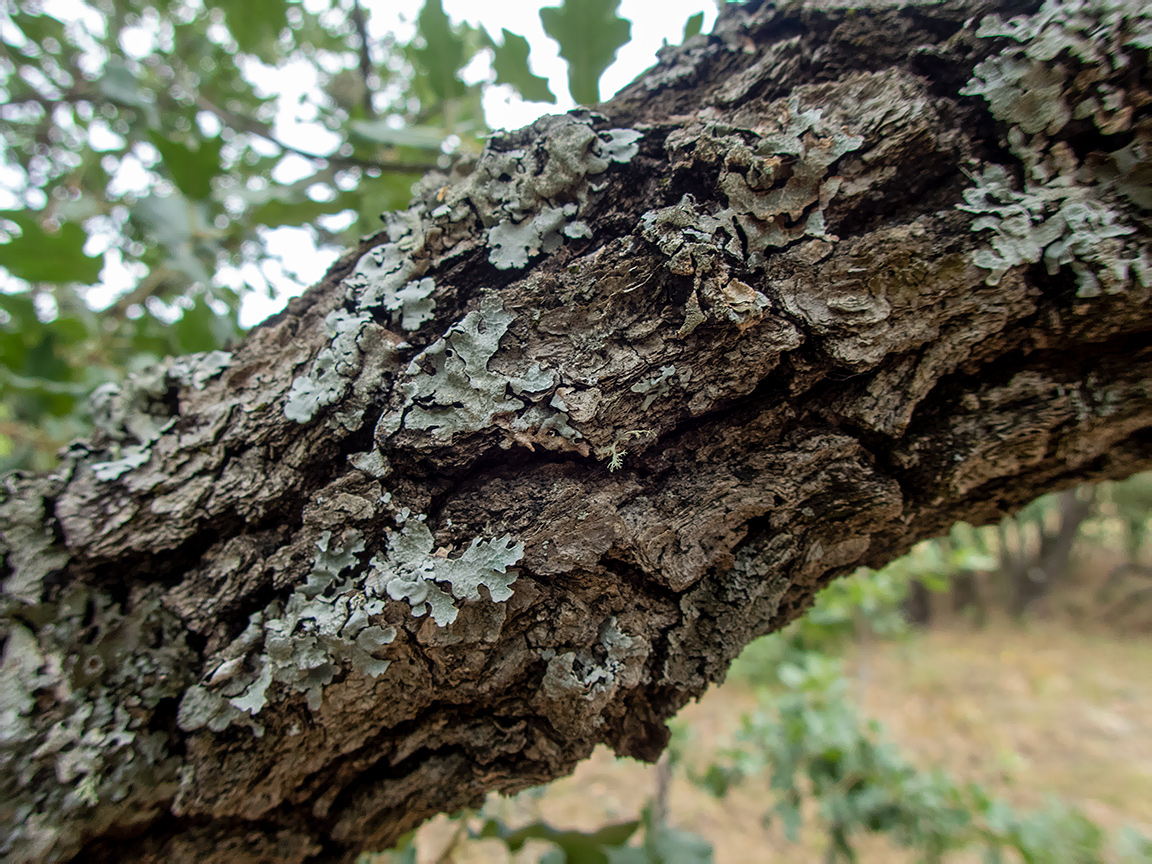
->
[377,295,580,448]
[0,585,194,861]
[392,277,437,330]
[367,521,523,627]
[479,120,642,270]
[960,0,1151,296]
[343,230,438,331]
[595,429,656,472]
[83,350,233,480]
[344,208,430,318]
[181,517,524,733]
[540,617,647,708]
[86,351,234,476]
[179,527,393,727]
[958,159,1142,295]
[704,97,864,264]
[0,475,69,606]
[630,365,686,410]
[489,203,578,269]
[283,309,375,423]
[170,350,233,391]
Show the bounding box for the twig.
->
[193,94,437,172]
[651,751,672,839]
[433,815,469,864]
[349,0,376,119]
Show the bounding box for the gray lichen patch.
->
[0,474,69,607]
[170,350,233,391]
[715,95,864,262]
[180,514,524,732]
[283,310,372,423]
[639,195,743,277]
[377,296,582,450]
[343,231,438,332]
[366,520,524,627]
[489,203,578,270]
[86,361,180,481]
[283,308,397,427]
[631,365,685,411]
[958,159,1145,296]
[82,350,231,481]
[959,0,1151,296]
[0,585,194,862]
[641,92,865,339]
[463,118,641,270]
[539,617,648,720]
[180,527,393,728]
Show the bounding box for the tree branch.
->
[2,2,1150,863]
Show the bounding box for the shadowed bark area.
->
[2,1,1150,861]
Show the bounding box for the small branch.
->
[193,94,437,173]
[651,751,672,838]
[349,0,376,119]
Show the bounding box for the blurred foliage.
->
[685,498,1152,862]
[0,0,698,471]
[684,658,1152,863]
[367,795,713,864]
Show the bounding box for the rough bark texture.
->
[2,1,1151,861]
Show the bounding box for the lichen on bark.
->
[2,1,1151,862]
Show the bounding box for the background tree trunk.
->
[2,1,1151,861]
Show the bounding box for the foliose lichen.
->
[540,617,647,712]
[0,474,69,606]
[0,585,194,861]
[630,365,690,411]
[342,211,438,330]
[179,527,393,730]
[367,520,523,627]
[180,516,524,734]
[644,96,862,335]
[717,96,864,262]
[377,295,584,452]
[283,307,398,429]
[474,119,641,270]
[959,0,1151,296]
[283,310,374,424]
[86,351,231,481]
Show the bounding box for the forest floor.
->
[391,619,1152,863]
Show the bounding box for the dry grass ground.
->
[390,620,1152,863]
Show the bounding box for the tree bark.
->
[3,1,1151,861]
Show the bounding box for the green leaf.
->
[540,0,632,105]
[0,215,103,284]
[11,11,67,50]
[98,57,154,110]
[348,121,447,150]
[0,293,40,334]
[148,132,223,201]
[175,295,237,354]
[648,827,714,864]
[410,0,470,102]
[131,195,192,250]
[476,819,641,864]
[207,0,288,55]
[487,28,556,104]
[683,12,704,40]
